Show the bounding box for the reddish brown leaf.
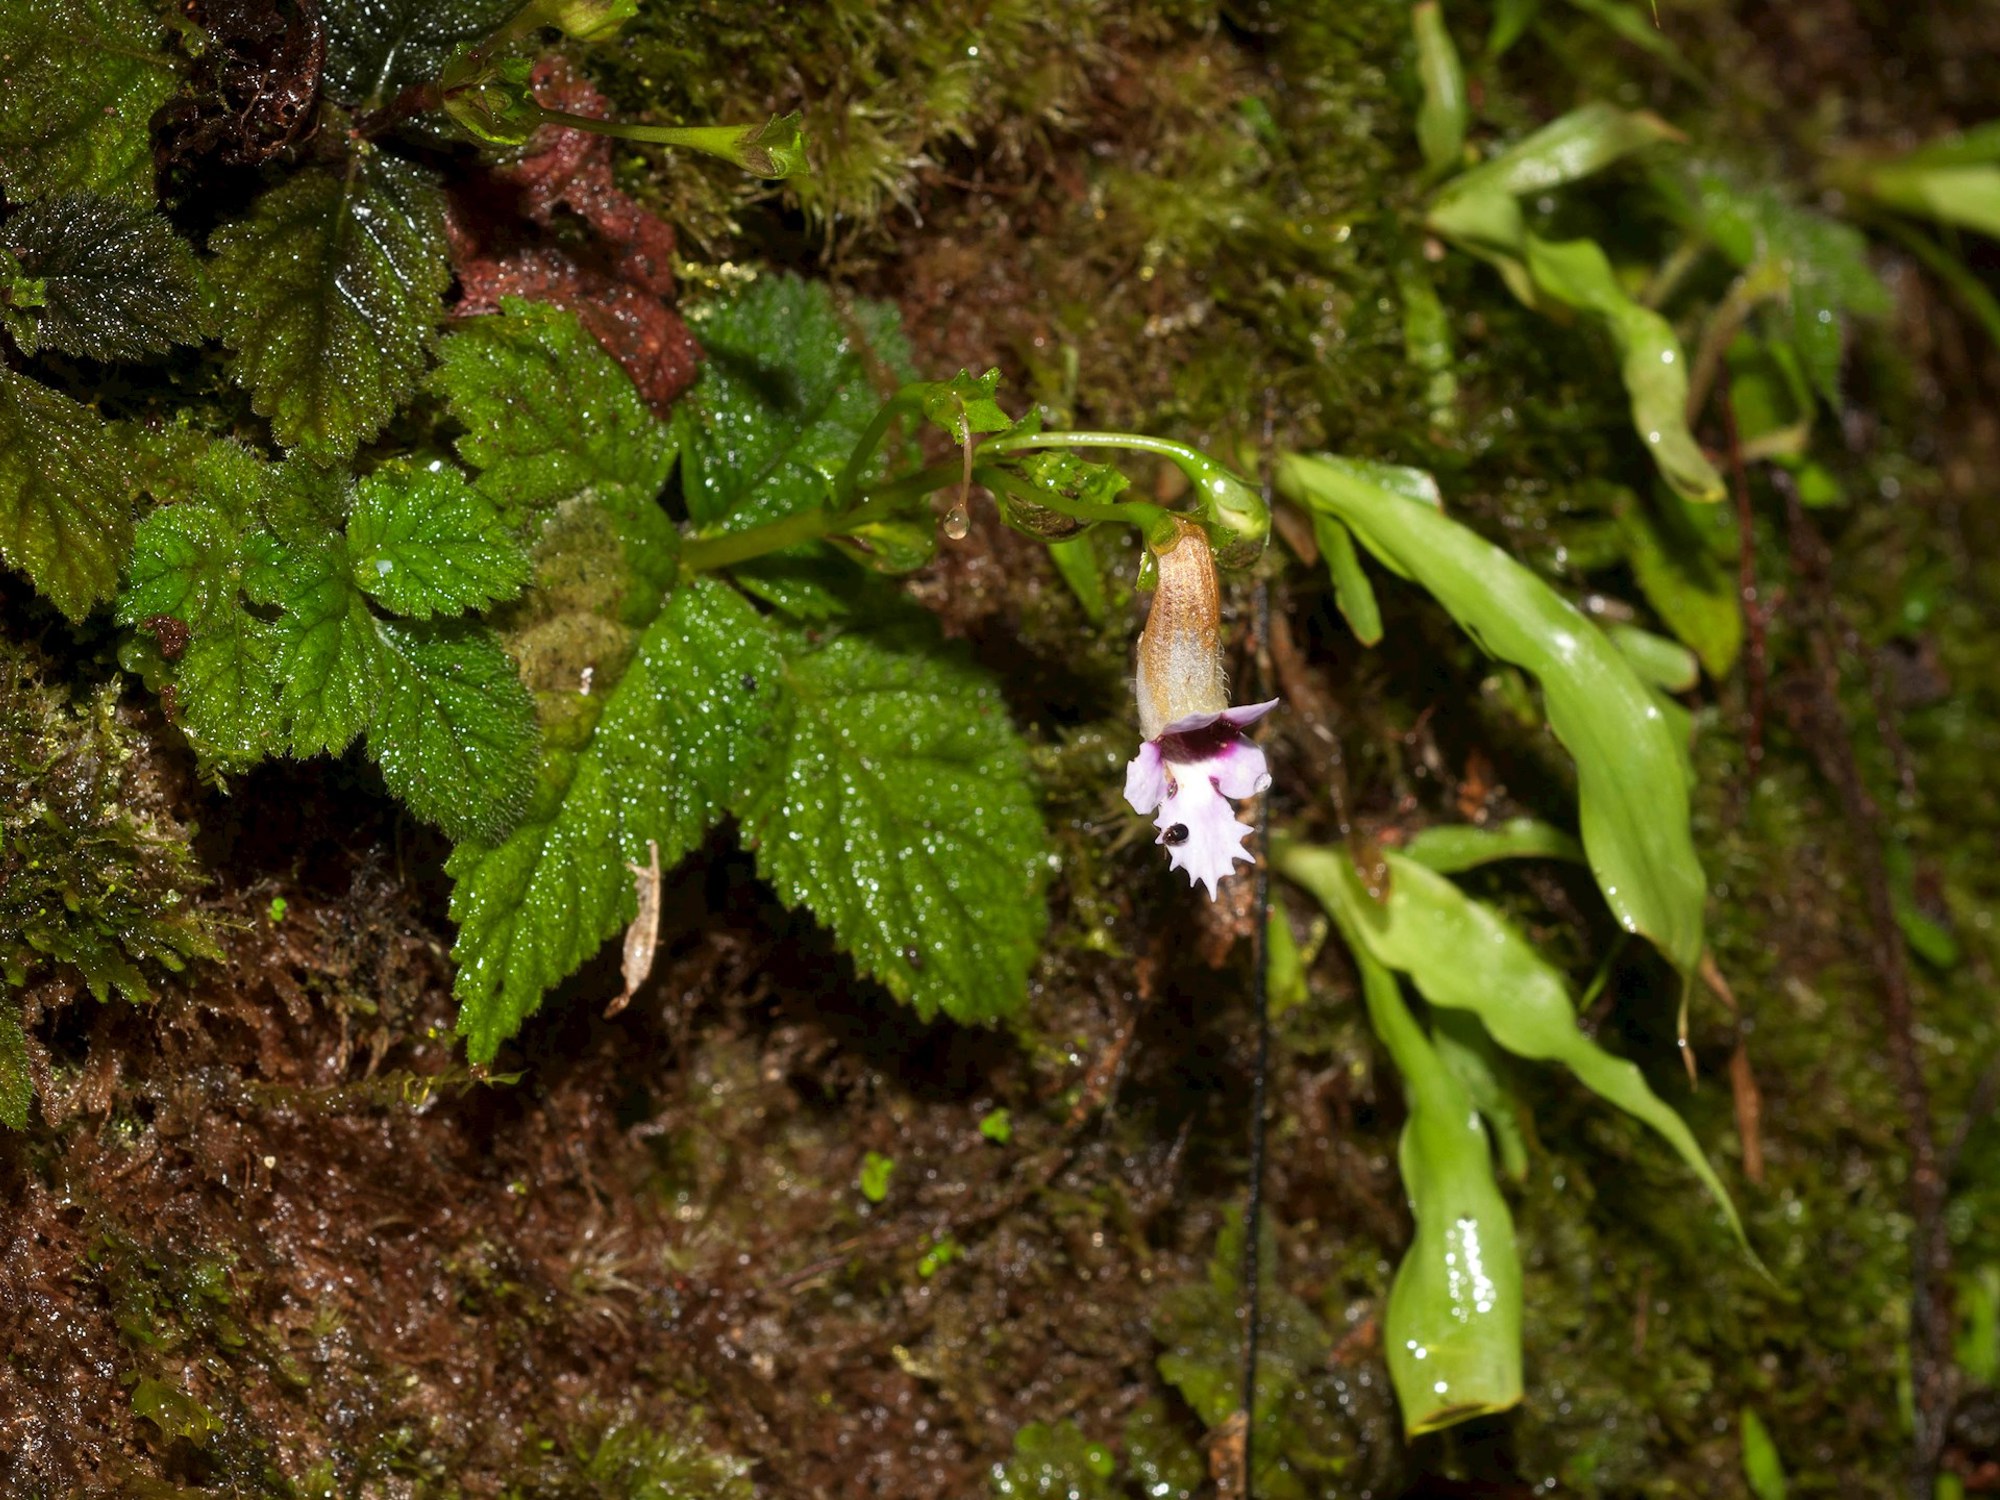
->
[446,56,699,415]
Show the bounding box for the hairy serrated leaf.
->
[120,438,538,820]
[255,533,379,758]
[370,619,539,843]
[0,0,179,201]
[734,614,1046,1026]
[449,578,785,1062]
[349,459,530,618]
[432,298,675,522]
[6,193,207,360]
[678,275,911,616]
[122,443,295,764]
[678,274,912,531]
[915,369,1014,439]
[322,0,517,104]
[0,368,135,620]
[210,158,451,460]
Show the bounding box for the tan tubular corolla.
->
[1134,517,1229,740]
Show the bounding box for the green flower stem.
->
[980,429,1211,468]
[680,450,1173,573]
[834,389,925,507]
[981,430,1269,563]
[525,109,807,177]
[680,460,964,572]
[528,110,711,146]
[680,508,835,572]
[971,465,1168,530]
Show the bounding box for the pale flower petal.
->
[1205,737,1271,800]
[1124,739,1167,814]
[1218,697,1281,729]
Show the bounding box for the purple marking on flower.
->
[1124,698,1279,900]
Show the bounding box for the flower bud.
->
[1190,461,1271,570]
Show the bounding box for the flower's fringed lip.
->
[1152,765,1256,899]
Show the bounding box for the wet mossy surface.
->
[4,0,2000,1495]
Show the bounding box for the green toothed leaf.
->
[4,193,207,361]
[119,440,537,835]
[120,443,284,765]
[448,577,785,1062]
[676,274,912,616]
[210,157,452,461]
[322,0,517,103]
[256,532,379,759]
[677,272,912,528]
[734,611,1046,1026]
[348,459,532,619]
[0,368,137,620]
[0,0,179,202]
[431,297,676,524]
[369,619,538,842]
[915,368,1015,440]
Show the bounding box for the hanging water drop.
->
[941,503,971,540]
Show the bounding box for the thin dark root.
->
[1240,402,1277,1498]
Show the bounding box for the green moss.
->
[0,642,216,1121]
[558,1419,755,1500]
[592,0,1218,244]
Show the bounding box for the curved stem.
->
[681,460,966,573]
[529,109,707,145]
[679,507,834,572]
[972,467,1167,530]
[856,459,964,513]
[835,389,925,508]
[980,430,1212,468]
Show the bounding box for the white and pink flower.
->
[1123,518,1276,899]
